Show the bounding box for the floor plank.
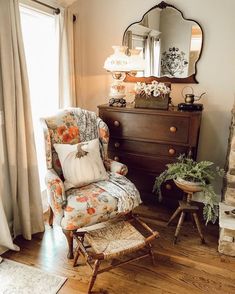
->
[3,204,235,294]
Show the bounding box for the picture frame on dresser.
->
[98,103,202,207]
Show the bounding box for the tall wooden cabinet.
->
[98,104,202,207]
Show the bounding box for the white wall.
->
[70,0,235,190]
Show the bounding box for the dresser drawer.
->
[109,151,176,173]
[127,169,183,207]
[102,111,189,143]
[109,138,188,158]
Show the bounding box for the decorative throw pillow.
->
[54,138,108,190]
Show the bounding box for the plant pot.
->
[134,93,169,110]
[174,178,203,193]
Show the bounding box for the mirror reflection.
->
[123,6,203,79]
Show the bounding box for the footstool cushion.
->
[85,221,146,260]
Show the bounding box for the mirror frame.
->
[122,1,204,84]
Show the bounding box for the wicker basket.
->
[134,93,169,110]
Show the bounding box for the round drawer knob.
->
[165,184,172,190]
[168,148,176,155]
[113,120,120,127]
[169,126,177,133]
[114,142,120,148]
[114,156,119,161]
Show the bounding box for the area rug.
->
[0,259,67,294]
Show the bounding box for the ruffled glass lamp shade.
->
[104,46,145,105]
[104,46,131,101]
[104,46,130,73]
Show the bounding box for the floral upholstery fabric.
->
[61,182,120,230]
[46,169,66,224]
[42,108,137,231]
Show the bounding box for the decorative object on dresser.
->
[104,45,144,106]
[219,105,235,256]
[103,45,130,105]
[134,81,171,109]
[98,104,202,207]
[122,1,203,84]
[178,86,205,111]
[109,98,127,107]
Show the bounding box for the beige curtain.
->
[57,7,77,108]
[145,35,161,76]
[0,119,19,256]
[0,0,44,253]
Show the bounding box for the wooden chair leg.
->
[88,259,101,294]
[73,246,80,267]
[62,229,75,259]
[48,206,54,227]
[192,212,205,244]
[148,243,155,266]
[167,206,181,226]
[174,211,185,244]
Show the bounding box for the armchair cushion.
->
[54,138,108,190]
[60,173,141,231]
[61,183,119,230]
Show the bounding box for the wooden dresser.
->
[98,104,202,207]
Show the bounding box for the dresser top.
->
[98,103,202,117]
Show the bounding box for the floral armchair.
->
[41,108,141,258]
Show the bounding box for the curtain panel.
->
[0,0,44,254]
[57,8,77,108]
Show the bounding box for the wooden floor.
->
[3,204,235,294]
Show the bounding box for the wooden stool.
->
[73,215,159,294]
[167,180,205,244]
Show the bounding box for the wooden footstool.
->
[73,215,159,294]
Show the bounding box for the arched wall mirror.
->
[123,1,203,83]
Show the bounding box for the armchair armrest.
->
[104,158,128,176]
[45,169,66,224]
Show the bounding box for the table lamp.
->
[104,46,144,107]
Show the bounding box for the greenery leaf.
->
[153,154,224,224]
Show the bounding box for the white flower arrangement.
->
[134,81,171,98]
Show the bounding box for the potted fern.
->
[153,155,224,224]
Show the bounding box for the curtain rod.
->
[30,0,77,21]
[31,0,60,14]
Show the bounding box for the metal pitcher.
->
[182,87,206,104]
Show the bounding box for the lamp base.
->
[109,98,126,107]
[109,79,126,100]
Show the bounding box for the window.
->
[20,3,59,209]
